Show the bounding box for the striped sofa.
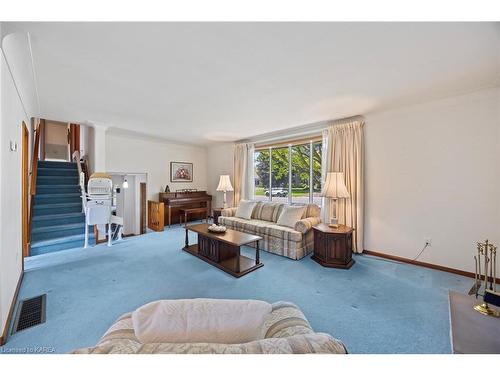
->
[72,302,347,354]
[219,201,321,260]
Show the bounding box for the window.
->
[253,139,322,205]
[270,147,289,203]
[291,143,310,204]
[254,149,270,201]
[312,141,322,206]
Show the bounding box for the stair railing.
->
[27,120,43,251]
[72,150,88,213]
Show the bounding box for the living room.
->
[0,1,499,374]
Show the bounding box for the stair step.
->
[38,161,77,169]
[37,185,81,194]
[37,167,79,177]
[32,222,86,233]
[33,202,82,216]
[37,175,79,186]
[30,233,96,256]
[34,193,82,205]
[32,212,85,228]
[31,223,88,241]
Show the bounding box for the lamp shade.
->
[216,175,234,192]
[321,172,349,199]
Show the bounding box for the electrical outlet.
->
[425,238,432,246]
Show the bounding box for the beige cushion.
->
[277,205,306,228]
[132,298,272,344]
[295,216,321,233]
[253,202,284,222]
[235,200,257,220]
[301,204,321,219]
[219,217,303,242]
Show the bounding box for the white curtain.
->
[233,143,255,206]
[321,118,364,253]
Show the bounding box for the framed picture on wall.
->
[170,162,193,182]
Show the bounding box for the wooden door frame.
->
[69,123,80,161]
[140,182,147,235]
[22,122,29,258]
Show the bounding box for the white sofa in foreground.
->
[219,201,321,260]
[72,300,347,354]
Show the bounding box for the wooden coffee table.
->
[183,223,263,278]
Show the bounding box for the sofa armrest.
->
[72,333,347,354]
[264,302,313,338]
[295,217,321,234]
[221,207,238,217]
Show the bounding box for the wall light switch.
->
[10,141,18,152]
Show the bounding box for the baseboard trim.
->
[0,270,24,346]
[362,250,474,279]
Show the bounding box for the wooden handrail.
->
[27,120,43,248]
[72,150,89,215]
[30,122,41,195]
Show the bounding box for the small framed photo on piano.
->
[170,162,193,182]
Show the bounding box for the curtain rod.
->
[237,115,364,146]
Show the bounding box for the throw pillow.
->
[277,205,306,228]
[235,200,257,219]
[132,298,272,344]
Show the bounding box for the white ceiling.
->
[5,22,500,145]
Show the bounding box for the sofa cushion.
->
[301,203,321,219]
[235,200,257,220]
[132,298,272,344]
[219,217,303,242]
[253,202,284,222]
[277,205,306,228]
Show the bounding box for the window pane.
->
[291,143,310,204]
[254,149,270,201]
[270,147,289,203]
[312,141,322,206]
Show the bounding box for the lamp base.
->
[329,217,339,228]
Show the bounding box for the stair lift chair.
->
[83,173,124,248]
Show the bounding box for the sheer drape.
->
[321,118,364,253]
[233,143,255,206]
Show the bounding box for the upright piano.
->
[159,191,212,226]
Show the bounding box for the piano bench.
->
[179,208,209,226]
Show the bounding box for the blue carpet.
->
[3,225,471,354]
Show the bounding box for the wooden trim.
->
[22,123,29,258]
[363,249,475,279]
[69,123,80,158]
[140,182,147,235]
[27,119,43,252]
[255,135,322,150]
[0,271,24,346]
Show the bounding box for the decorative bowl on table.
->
[208,224,227,233]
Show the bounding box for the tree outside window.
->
[254,140,322,205]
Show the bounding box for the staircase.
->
[30,160,94,256]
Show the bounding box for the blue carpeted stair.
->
[30,160,94,256]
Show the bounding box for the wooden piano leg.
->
[168,206,171,228]
[185,226,188,248]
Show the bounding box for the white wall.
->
[206,143,234,208]
[44,120,68,160]
[364,87,500,273]
[106,132,208,201]
[0,31,35,339]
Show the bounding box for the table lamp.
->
[321,172,350,228]
[216,175,234,209]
